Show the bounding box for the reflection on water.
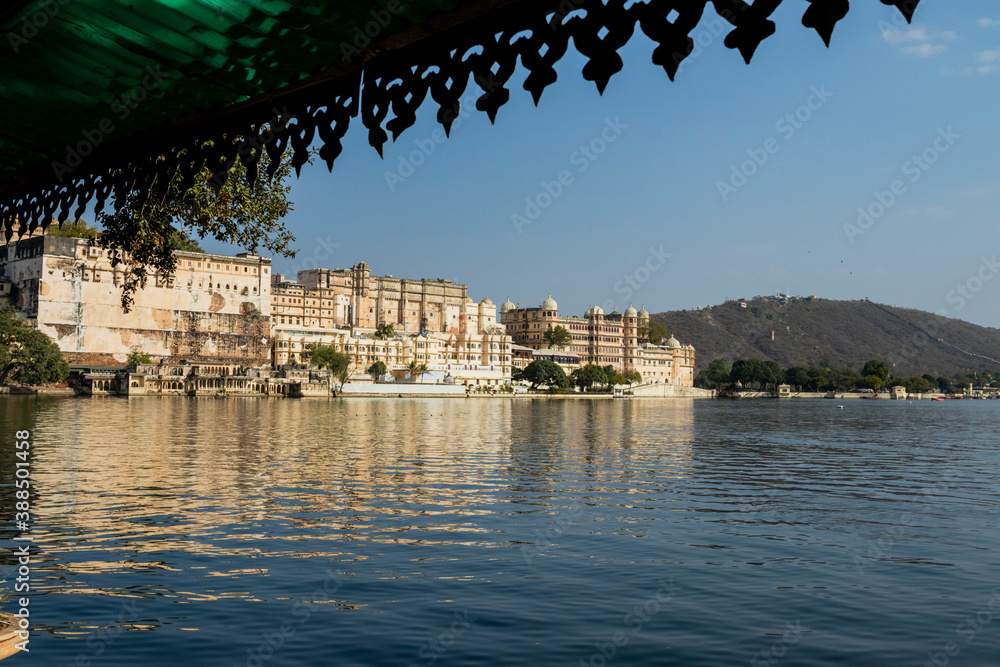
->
[1,397,998,666]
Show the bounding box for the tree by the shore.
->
[695,355,986,395]
[0,307,69,386]
[303,345,352,391]
[522,360,568,391]
[571,363,606,391]
[407,361,430,381]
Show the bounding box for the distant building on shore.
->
[273,261,490,333]
[2,233,523,387]
[271,263,511,387]
[500,295,695,385]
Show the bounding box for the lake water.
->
[1,396,999,666]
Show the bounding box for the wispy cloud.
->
[902,43,947,58]
[941,49,1000,77]
[883,26,932,44]
[978,18,1000,28]
[882,25,955,57]
[923,206,955,218]
[964,182,1000,197]
[976,49,1000,74]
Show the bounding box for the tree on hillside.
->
[937,376,953,393]
[97,147,302,312]
[374,323,395,340]
[626,370,643,385]
[572,363,607,391]
[522,360,568,390]
[367,360,387,377]
[0,307,69,386]
[542,325,572,349]
[638,320,671,345]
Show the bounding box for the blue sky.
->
[202,1,1000,328]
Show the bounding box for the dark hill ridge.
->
[650,297,1000,377]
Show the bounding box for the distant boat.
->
[932,397,945,402]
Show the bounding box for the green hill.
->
[651,297,1000,377]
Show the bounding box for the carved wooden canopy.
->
[0,0,920,239]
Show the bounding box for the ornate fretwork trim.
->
[1,0,920,240]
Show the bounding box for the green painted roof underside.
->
[0,0,470,184]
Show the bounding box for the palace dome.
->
[624,304,637,317]
[480,297,493,306]
[666,336,681,348]
[638,305,649,318]
[541,294,557,310]
[587,305,604,316]
[501,297,516,313]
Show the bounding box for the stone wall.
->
[2,236,273,366]
[632,384,716,398]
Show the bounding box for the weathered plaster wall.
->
[2,237,273,366]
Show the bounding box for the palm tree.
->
[407,360,430,382]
